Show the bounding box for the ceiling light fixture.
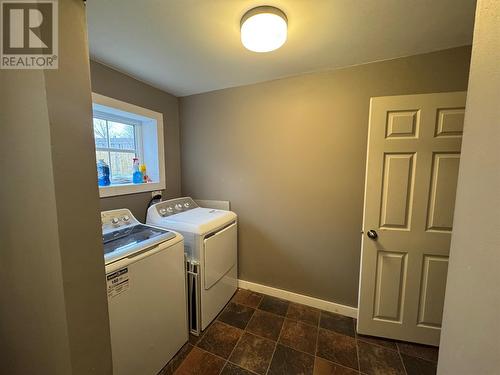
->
[240,6,287,53]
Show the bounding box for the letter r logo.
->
[2,1,55,54]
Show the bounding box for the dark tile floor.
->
[159,289,439,375]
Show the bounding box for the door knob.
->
[367,230,378,240]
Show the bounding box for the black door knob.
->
[367,230,378,240]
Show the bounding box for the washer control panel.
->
[101,209,139,234]
[156,197,198,217]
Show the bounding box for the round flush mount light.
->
[240,6,287,53]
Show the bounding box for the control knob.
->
[122,215,130,222]
[166,207,174,213]
[175,204,183,211]
[184,202,191,208]
[159,208,167,215]
[111,217,120,224]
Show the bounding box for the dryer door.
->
[203,222,237,290]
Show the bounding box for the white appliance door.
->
[106,241,187,375]
[203,222,237,290]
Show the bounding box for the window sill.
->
[99,181,165,198]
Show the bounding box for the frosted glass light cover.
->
[241,7,287,53]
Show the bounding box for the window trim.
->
[92,93,166,198]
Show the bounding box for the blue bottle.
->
[132,157,143,184]
[97,159,111,186]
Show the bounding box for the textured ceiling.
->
[86,0,476,96]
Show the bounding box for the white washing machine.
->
[102,209,188,375]
[147,197,237,334]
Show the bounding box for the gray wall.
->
[438,1,500,373]
[0,1,112,374]
[90,61,182,220]
[180,46,471,307]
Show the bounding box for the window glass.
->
[94,116,139,185]
[96,150,110,166]
[109,151,135,183]
[93,118,108,149]
[108,121,135,150]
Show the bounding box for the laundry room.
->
[1,1,499,375]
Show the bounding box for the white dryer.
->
[147,197,237,334]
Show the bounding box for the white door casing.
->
[357,91,466,346]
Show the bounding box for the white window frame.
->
[92,93,166,198]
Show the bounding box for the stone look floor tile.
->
[258,295,290,317]
[220,362,257,375]
[218,302,255,330]
[232,289,263,308]
[397,341,439,362]
[159,343,193,375]
[188,333,201,345]
[229,332,276,375]
[356,334,397,351]
[268,343,315,375]
[287,302,320,326]
[313,357,360,375]
[197,321,243,359]
[316,329,358,370]
[357,341,405,375]
[401,353,437,375]
[320,311,355,338]
[246,309,284,341]
[279,319,318,355]
[161,289,441,375]
[174,346,225,375]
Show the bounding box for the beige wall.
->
[90,61,182,220]
[180,46,471,307]
[438,1,500,373]
[0,1,112,374]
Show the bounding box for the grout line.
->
[230,297,362,371]
[218,362,228,375]
[195,345,230,363]
[192,345,232,375]
[232,288,264,309]
[261,300,294,374]
[264,322,283,374]
[397,345,408,375]
[316,327,360,372]
[226,359,261,375]
[221,311,259,375]
[220,315,318,359]
[221,332,243,375]
[241,288,332,326]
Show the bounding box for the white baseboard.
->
[238,279,358,318]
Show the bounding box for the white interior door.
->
[357,91,466,346]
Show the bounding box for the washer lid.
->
[103,224,176,264]
[160,207,237,235]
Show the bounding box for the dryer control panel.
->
[156,197,198,217]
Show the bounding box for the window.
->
[93,114,141,184]
[92,93,166,198]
